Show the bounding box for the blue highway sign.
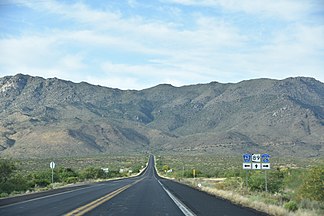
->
[261,154,270,163]
[243,154,252,163]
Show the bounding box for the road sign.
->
[252,154,261,162]
[243,154,252,163]
[262,163,271,169]
[243,163,252,169]
[50,161,55,169]
[252,163,261,169]
[261,154,270,163]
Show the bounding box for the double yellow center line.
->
[65,178,143,216]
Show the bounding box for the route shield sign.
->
[252,154,261,162]
[243,154,252,163]
[261,154,270,163]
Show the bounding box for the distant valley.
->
[0,74,323,158]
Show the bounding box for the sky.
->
[0,0,323,90]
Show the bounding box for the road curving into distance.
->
[0,155,267,216]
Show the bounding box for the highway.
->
[0,155,267,215]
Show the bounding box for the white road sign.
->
[252,154,261,162]
[243,163,252,170]
[252,163,261,169]
[50,161,56,169]
[262,163,271,170]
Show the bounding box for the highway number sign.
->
[252,154,261,162]
[252,163,261,169]
[261,154,270,163]
[243,163,252,170]
[50,161,56,169]
[262,163,271,169]
[243,154,252,163]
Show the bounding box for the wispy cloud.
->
[165,0,316,20]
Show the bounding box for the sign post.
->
[261,154,270,192]
[242,154,252,187]
[50,161,56,184]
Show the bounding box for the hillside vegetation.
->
[0,74,323,158]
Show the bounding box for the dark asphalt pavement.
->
[0,155,267,216]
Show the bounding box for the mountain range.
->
[0,74,323,158]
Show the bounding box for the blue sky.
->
[0,0,323,89]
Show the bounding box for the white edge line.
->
[158,180,196,216]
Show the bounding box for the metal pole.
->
[52,168,54,184]
[183,166,184,178]
[265,170,268,192]
[246,170,248,188]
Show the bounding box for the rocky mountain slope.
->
[0,74,323,158]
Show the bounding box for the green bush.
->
[0,160,30,194]
[57,167,78,182]
[182,169,202,178]
[162,165,170,172]
[284,201,298,212]
[297,165,324,202]
[107,170,123,178]
[224,177,243,190]
[80,167,106,180]
[29,170,57,186]
[0,159,16,183]
[248,170,284,193]
[33,178,51,187]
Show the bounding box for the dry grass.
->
[174,178,319,216]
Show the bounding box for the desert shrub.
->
[131,164,143,173]
[65,177,79,184]
[9,174,30,192]
[0,160,30,194]
[107,170,122,178]
[283,168,303,190]
[224,169,241,178]
[57,167,78,182]
[297,165,324,202]
[284,200,298,212]
[0,192,9,198]
[248,172,264,191]
[33,178,51,187]
[248,170,284,193]
[224,177,243,190]
[0,159,16,183]
[299,199,324,210]
[30,170,58,186]
[80,167,106,179]
[182,169,202,178]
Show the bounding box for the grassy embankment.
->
[0,154,148,198]
[156,154,324,216]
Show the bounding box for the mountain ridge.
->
[0,74,323,158]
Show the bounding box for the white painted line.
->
[158,180,196,216]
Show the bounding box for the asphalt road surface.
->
[0,155,267,216]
